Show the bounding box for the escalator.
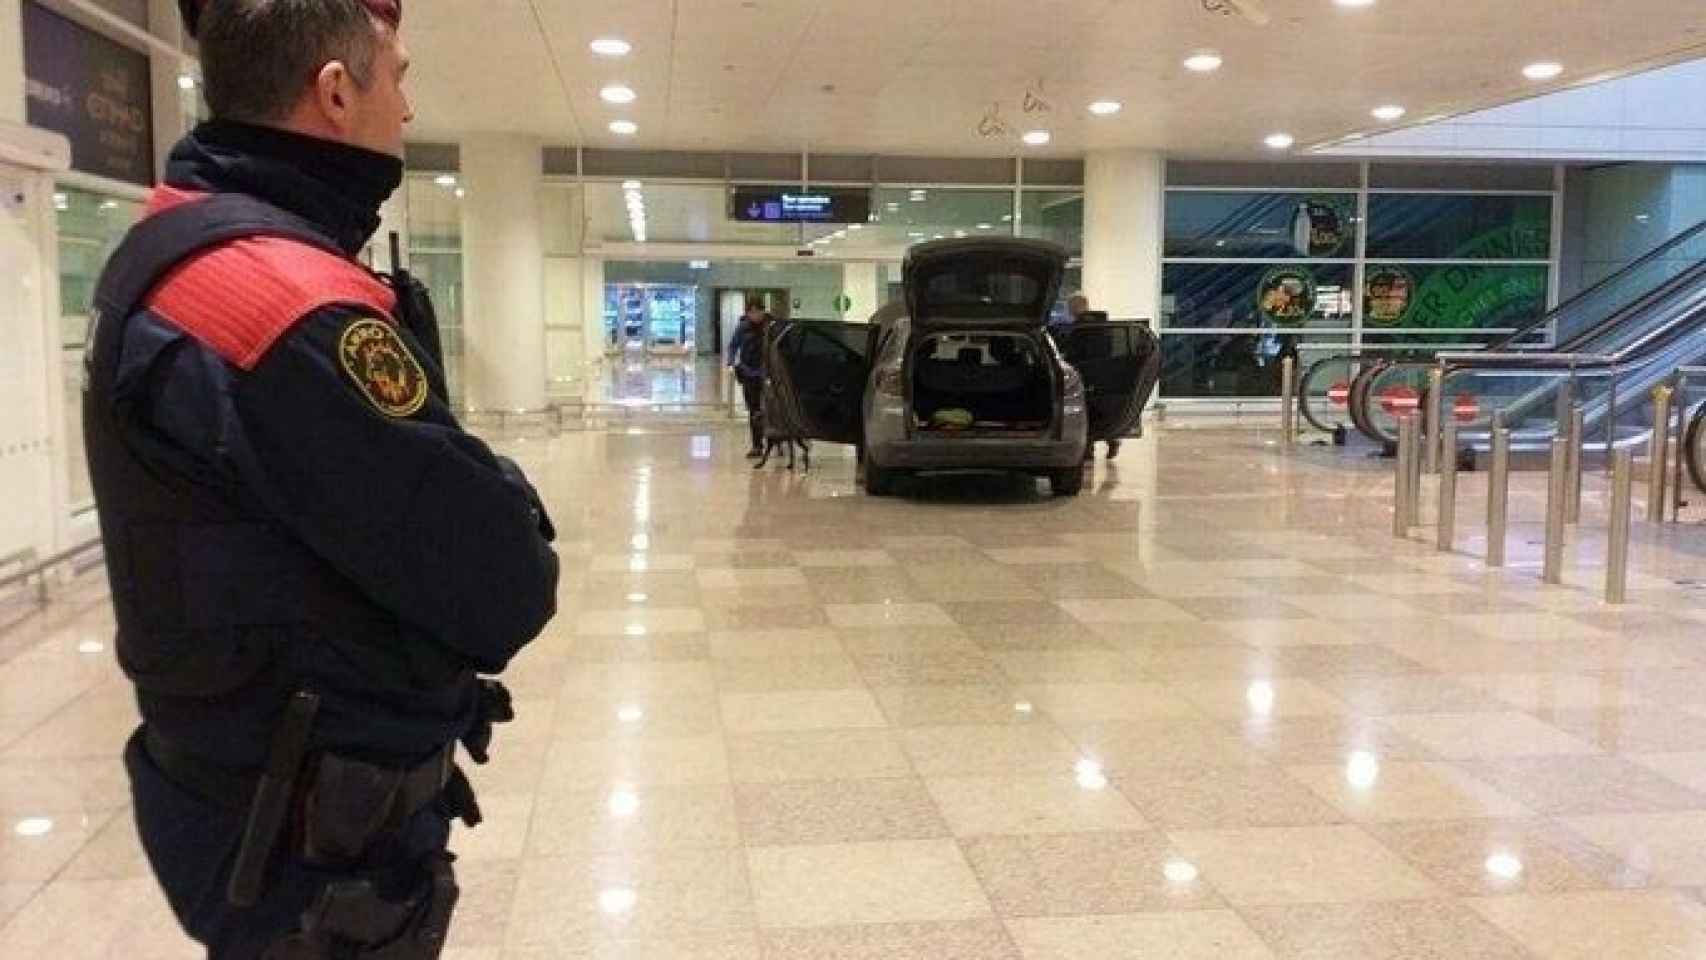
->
[1331,218,1706,446]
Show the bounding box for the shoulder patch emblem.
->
[338,318,428,417]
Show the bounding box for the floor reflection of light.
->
[1485,852,1524,880]
[628,556,648,573]
[626,593,649,603]
[1245,680,1276,717]
[598,887,637,915]
[616,704,644,724]
[76,640,105,655]
[1345,750,1381,790]
[14,818,53,838]
[1074,758,1108,791]
[608,788,640,818]
[1013,701,1034,715]
[1163,859,1199,885]
[631,534,650,551]
[624,624,648,637]
[691,436,712,460]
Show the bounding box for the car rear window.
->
[914,252,1054,320]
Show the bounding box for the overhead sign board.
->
[729,185,872,224]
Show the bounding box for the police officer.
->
[83,2,559,957]
[727,298,773,458]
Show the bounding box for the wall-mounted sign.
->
[22,0,155,186]
[1363,266,1415,327]
[729,186,872,224]
[1257,267,1316,326]
[1291,198,1352,257]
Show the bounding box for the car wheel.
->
[1050,468,1084,497]
[865,462,898,496]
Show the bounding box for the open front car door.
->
[1060,321,1162,442]
[762,320,873,445]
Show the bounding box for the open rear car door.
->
[1059,318,1162,442]
[762,320,873,445]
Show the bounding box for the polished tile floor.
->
[3,422,1706,958]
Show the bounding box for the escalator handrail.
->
[1438,280,1706,371]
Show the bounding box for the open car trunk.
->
[910,332,1054,437]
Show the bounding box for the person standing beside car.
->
[1059,297,1122,461]
[728,298,773,458]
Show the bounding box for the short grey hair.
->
[198,0,391,125]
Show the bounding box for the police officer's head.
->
[1067,293,1090,319]
[180,0,413,158]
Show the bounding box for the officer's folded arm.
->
[205,304,560,674]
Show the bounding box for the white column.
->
[842,261,880,321]
[1082,149,1165,321]
[0,0,24,124]
[148,0,192,180]
[460,135,546,411]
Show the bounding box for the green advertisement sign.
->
[1258,267,1316,326]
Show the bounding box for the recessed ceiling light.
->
[609,120,639,135]
[1183,51,1223,73]
[600,84,637,104]
[1264,132,1295,150]
[1021,129,1051,146]
[1087,100,1122,116]
[1334,0,1375,7]
[1523,61,1564,80]
[590,37,631,57]
[1372,104,1406,121]
[177,74,196,90]
[977,223,992,230]
[622,179,643,190]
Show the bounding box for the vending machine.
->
[0,120,71,569]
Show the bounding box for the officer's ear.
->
[310,59,360,132]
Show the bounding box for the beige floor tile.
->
[1008,682,1201,722]
[925,775,1150,836]
[559,663,718,701]
[1228,715,1437,765]
[0,876,188,958]
[1239,901,1532,960]
[1562,811,1706,885]
[1447,612,1613,641]
[1168,596,1318,622]
[452,792,535,861]
[543,737,731,791]
[1366,818,1648,896]
[803,568,924,605]
[1378,712,1600,758]
[1015,565,1157,601]
[506,849,755,946]
[899,725,1086,777]
[759,919,1019,959]
[720,690,887,733]
[575,608,708,637]
[1173,677,1350,720]
[735,779,948,846]
[504,932,761,959]
[1279,595,1428,620]
[1466,890,1706,960]
[1286,761,1533,821]
[962,830,1222,916]
[0,809,117,883]
[1460,755,1706,814]
[1118,763,1347,829]
[1009,911,1275,960]
[695,568,808,590]
[528,785,739,856]
[853,651,1010,687]
[994,651,1148,684]
[824,603,954,629]
[985,547,1092,565]
[443,859,520,950]
[746,839,991,928]
[553,693,723,741]
[872,686,1039,727]
[1066,717,1261,771]
[0,882,39,928]
[57,808,149,881]
[590,553,698,574]
[834,625,980,657]
[1310,675,1510,716]
[792,549,896,568]
[903,565,1042,602]
[706,628,843,661]
[941,601,1079,628]
[714,655,864,693]
[1056,599,1198,625]
[1454,672,1647,712]
[1543,708,1706,754]
[728,730,915,783]
[1168,825,1440,905]
[702,605,830,631]
[1629,751,1706,794]
[1210,619,1368,647]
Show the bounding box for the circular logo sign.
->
[1364,266,1415,327]
[1291,199,1351,258]
[1258,267,1316,326]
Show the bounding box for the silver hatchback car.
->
[764,238,1159,497]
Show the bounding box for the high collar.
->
[163,121,404,255]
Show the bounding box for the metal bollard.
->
[1565,406,1584,523]
[1437,418,1458,552]
[1649,386,1672,523]
[1279,356,1296,446]
[1487,417,1510,568]
[1424,367,1444,474]
[1394,414,1417,537]
[1406,412,1425,528]
[1607,448,1634,604]
[1542,437,1568,585]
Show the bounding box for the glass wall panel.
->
[405,175,465,402]
[1019,190,1083,255]
[1162,263,1356,331]
[811,188,1014,254]
[1366,194,1552,260]
[1360,263,1549,332]
[1160,332,1352,399]
[1165,192,1357,259]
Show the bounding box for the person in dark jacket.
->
[82,2,558,957]
[727,298,773,457]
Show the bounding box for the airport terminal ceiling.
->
[402,0,1706,158]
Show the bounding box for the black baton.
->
[227,690,320,908]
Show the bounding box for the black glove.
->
[460,679,515,766]
[495,456,556,542]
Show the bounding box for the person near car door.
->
[728,299,773,457]
[1063,298,1122,462]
